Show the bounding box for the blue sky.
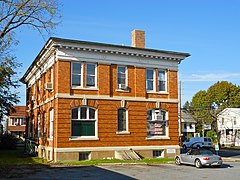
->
[15,0,240,106]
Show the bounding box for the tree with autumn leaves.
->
[184,81,240,142]
[0,0,61,119]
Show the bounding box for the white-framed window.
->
[118,108,128,132]
[37,114,41,138]
[71,107,97,137]
[233,117,237,125]
[146,68,167,92]
[49,109,54,138]
[117,66,127,89]
[158,70,166,91]
[86,64,97,87]
[146,68,154,91]
[71,62,82,87]
[147,109,168,137]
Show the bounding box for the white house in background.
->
[181,111,197,139]
[217,108,240,146]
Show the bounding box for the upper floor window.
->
[146,68,167,92]
[146,68,154,91]
[222,118,224,125]
[71,107,97,137]
[147,109,168,138]
[71,62,82,87]
[86,64,97,87]
[233,117,237,125]
[158,70,166,91]
[118,108,128,132]
[117,66,127,89]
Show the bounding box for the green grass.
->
[0,147,46,165]
[0,147,174,165]
[56,157,175,166]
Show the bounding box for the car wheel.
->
[195,159,202,168]
[183,145,187,150]
[175,157,181,165]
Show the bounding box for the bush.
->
[0,134,18,150]
[206,130,217,144]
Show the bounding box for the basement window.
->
[153,150,163,158]
[79,152,90,161]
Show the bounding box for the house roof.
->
[20,36,190,83]
[181,111,197,123]
[217,108,240,117]
[9,106,27,117]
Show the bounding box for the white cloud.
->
[180,72,240,82]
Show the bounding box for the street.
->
[2,161,240,180]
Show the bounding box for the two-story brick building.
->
[21,30,190,162]
[6,106,26,138]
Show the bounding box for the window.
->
[147,109,168,137]
[158,70,166,91]
[86,64,96,87]
[117,66,127,89]
[184,123,187,129]
[118,108,128,132]
[153,150,163,158]
[72,62,82,87]
[233,117,237,125]
[79,152,90,160]
[71,107,97,137]
[222,118,224,125]
[146,69,167,92]
[37,114,41,138]
[146,68,154,91]
[190,124,194,129]
[49,109,54,138]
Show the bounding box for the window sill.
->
[146,91,169,95]
[69,137,99,141]
[146,136,170,140]
[71,87,99,91]
[116,131,131,135]
[116,89,130,92]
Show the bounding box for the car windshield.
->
[199,149,213,155]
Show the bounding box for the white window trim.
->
[146,68,156,92]
[85,63,97,88]
[147,109,169,138]
[117,108,129,133]
[71,107,98,139]
[158,69,167,92]
[117,65,128,90]
[49,109,54,139]
[71,62,83,88]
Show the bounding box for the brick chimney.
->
[131,30,145,48]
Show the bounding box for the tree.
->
[0,0,61,118]
[188,81,240,140]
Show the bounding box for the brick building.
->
[21,30,190,162]
[6,106,26,138]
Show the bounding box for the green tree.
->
[188,81,240,142]
[0,0,61,118]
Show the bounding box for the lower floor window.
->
[147,109,168,137]
[71,107,96,137]
[79,152,90,160]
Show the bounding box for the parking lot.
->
[2,162,240,180]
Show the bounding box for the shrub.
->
[0,134,18,150]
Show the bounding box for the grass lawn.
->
[0,147,174,165]
[0,147,45,165]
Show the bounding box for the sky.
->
[14,0,240,106]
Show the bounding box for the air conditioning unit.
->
[45,82,53,90]
[156,115,163,120]
[118,84,126,90]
